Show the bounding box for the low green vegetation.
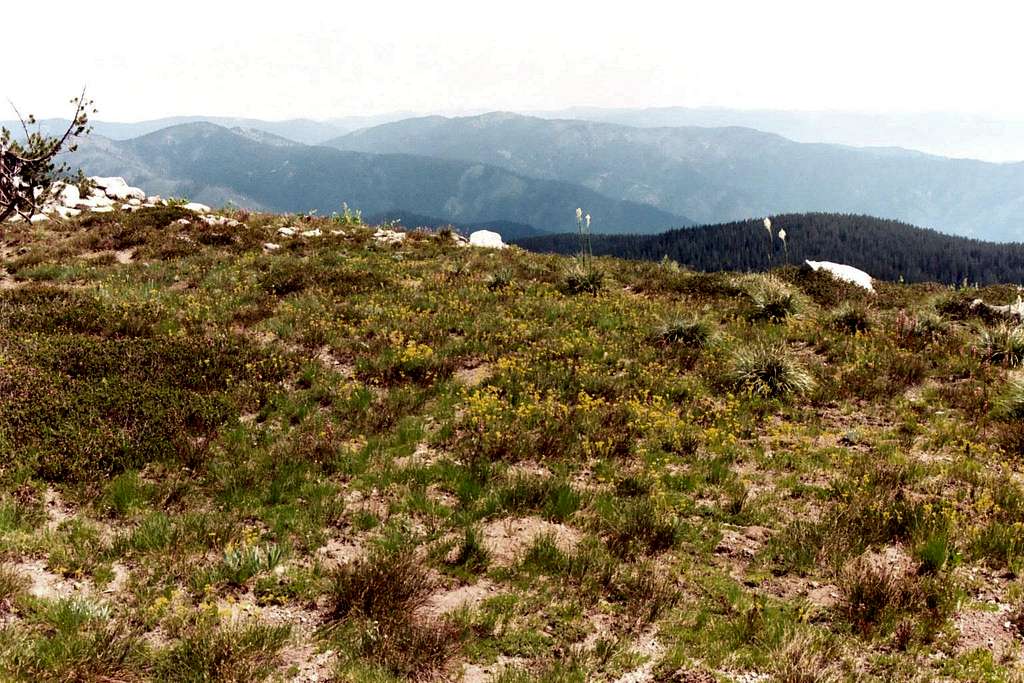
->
[1,206,1023,680]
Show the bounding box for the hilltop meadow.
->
[2,207,1024,681]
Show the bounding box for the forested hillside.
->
[517,213,1024,284]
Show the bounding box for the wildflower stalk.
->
[576,208,594,270]
[763,217,774,268]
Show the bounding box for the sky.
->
[6,0,1024,122]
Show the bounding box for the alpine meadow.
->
[4,1,1024,681]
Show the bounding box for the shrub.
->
[830,303,872,334]
[654,317,713,348]
[258,259,308,296]
[779,264,870,307]
[603,497,682,559]
[979,323,1024,367]
[998,379,1024,420]
[156,616,290,682]
[562,263,604,295]
[328,551,432,623]
[893,310,948,350]
[837,554,954,638]
[771,631,841,683]
[486,271,512,291]
[448,526,490,574]
[328,551,461,678]
[0,564,28,605]
[747,276,801,322]
[730,345,814,398]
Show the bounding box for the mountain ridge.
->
[64,122,691,233]
[327,112,1024,242]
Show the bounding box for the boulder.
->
[277,227,296,237]
[57,183,80,207]
[183,202,211,214]
[52,206,81,219]
[469,230,506,249]
[373,228,406,245]
[971,296,1024,319]
[76,196,114,210]
[301,228,322,238]
[89,176,126,190]
[805,260,874,292]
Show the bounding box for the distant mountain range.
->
[1,113,412,145]
[64,123,688,233]
[530,107,1024,163]
[12,108,1023,243]
[326,112,1024,242]
[516,213,1024,285]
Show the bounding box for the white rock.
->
[146,196,164,205]
[263,242,281,251]
[200,215,241,227]
[91,206,114,213]
[105,181,146,201]
[373,228,406,244]
[30,214,49,223]
[57,184,80,207]
[971,296,1024,319]
[330,229,346,236]
[76,195,114,209]
[53,206,81,219]
[183,202,211,214]
[89,176,126,190]
[277,227,296,237]
[469,229,506,249]
[174,218,191,226]
[805,260,874,292]
[128,198,142,207]
[301,228,322,238]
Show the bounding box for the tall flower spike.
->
[763,217,772,234]
[576,208,583,221]
[778,228,786,241]
[585,214,591,228]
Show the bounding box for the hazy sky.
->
[7,0,1024,121]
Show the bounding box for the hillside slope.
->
[328,112,1024,241]
[517,213,1024,284]
[2,206,1024,681]
[65,122,690,233]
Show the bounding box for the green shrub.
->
[562,263,604,295]
[747,276,801,322]
[156,616,290,682]
[998,379,1024,420]
[603,497,682,559]
[654,317,713,348]
[830,303,872,334]
[979,323,1024,367]
[730,344,814,398]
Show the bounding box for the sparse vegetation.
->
[0,206,1022,680]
